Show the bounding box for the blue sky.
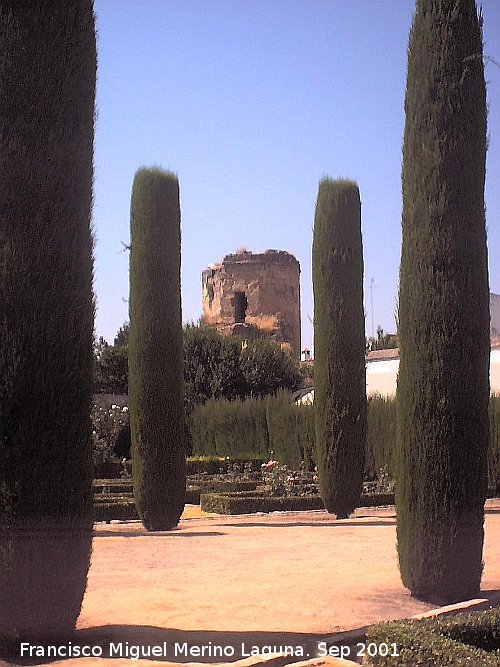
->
[93,0,500,352]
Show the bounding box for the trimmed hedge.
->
[366,608,500,666]
[490,395,500,493]
[266,392,315,467]
[193,480,259,493]
[191,397,269,459]
[190,395,500,489]
[187,456,264,475]
[94,500,138,523]
[93,486,201,523]
[94,396,500,493]
[201,493,325,514]
[200,492,397,515]
[366,395,397,479]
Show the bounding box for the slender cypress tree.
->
[312,179,366,518]
[129,168,186,531]
[397,0,489,603]
[0,1,96,638]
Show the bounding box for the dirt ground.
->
[2,500,499,667]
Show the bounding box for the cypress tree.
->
[0,1,96,638]
[129,168,186,531]
[397,0,489,603]
[312,179,366,518]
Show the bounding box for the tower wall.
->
[202,249,301,357]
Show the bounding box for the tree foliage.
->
[396,0,489,603]
[98,322,302,405]
[0,0,96,638]
[94,336,128,394]
[183,324,243,407]
[128,168,186,531]
[240,339,302,398]
[312,178,366,518]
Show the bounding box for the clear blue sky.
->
[93,0,500,352]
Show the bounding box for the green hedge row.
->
[94,486,202,523]
[366,608,500,666]
[200,491,397,515]
[97,456,265,479]
[191,397,270,459]
[200,493,324,514]
[191,392,315,467]
[191,394,500,487]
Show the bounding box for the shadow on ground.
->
[223,521,396,529]
[1,626,345,666]
[94,531,226,539]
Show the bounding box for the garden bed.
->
[188,478,260,493]
[366,608,500,666]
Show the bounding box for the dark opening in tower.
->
[234,291,248,323]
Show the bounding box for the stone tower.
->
[201,249,301,357]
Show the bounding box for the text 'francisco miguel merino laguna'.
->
[20,641,307,660]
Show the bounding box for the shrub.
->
[266,391,302,468]
[183,324,244,407]
[396,0,489,602]
[366,396,397,479]
[191,397,269,459]
[0,1,96,639]
[128,168,186,531]
[91,403,129,477]
[367,609,500,666]
[240,339,302,397]
[489,395,500,494]
[312,178,366,518]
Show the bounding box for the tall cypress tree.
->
[397,0,489,603]
[312,179,366,518]
[129,168,186,531]
[0,1,96,638]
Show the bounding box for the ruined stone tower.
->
[201,249,301,357]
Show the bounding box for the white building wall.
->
[298,350,500,403]
[491,293,500,337]
[367,350,500,397]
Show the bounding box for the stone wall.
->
[201,249,301,357]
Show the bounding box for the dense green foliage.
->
[266,391,314,469]
[365,396,397,479]
[128,169,186,531]
[0,1,96,638]
[489,395,500,494]
[240,339,302,397]
[94,336,128,394]
[396,0,489,603]
[191,396,269,459]
[96,322,302,404]
[312,179,366,518]
[367,609,500,666]
[183,324,243,407]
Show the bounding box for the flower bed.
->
[190,479,260,493]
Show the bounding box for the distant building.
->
[296,344,500,402]
[201,249,301,357]
[491,293,500,338]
